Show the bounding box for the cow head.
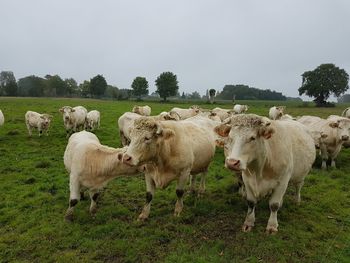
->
[132,106,140,114]
[214,114,274,171]
[85,118,94,131]
[123,117,174,166]
[190,105,202,114]
[40,114,52,129]
[329,119,350,142]
[59,106,75,122]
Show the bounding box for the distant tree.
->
[155,72,179,101]
[209,89,216,104]
[338,94,350,103]
[64,78,78,96]
[79,80,91,98]
[118,89,132,100]
[45,75,67,97]
[299,64,349,107]
[181,91,186,99]
[189,91,201,100]
[104,85,119,99]
[131,76,148,99]
[17,75,46,97]
[0,71,18,96]
[90,75,107,98]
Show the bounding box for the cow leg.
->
[89,189,99,215]
[65,174,80,221]
[39,129,43,137]
[198,172,207,196]
[188,174,196,194]
[295,180,304,204]
[242,199,256,232]
[26,124,32,137]
[266,178,289,234]
[138,173,155,221]
[320,145,328,170]
[174,170,189,217]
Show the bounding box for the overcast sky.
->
[1,0,350,98]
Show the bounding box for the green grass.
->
[0,97,349,262]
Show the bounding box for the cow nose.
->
[226,158,241,170]
[65,116,69,120]
[123,154,132,164]
[341,135,349,141]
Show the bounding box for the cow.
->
[25,111,52,137]
[132,105,151,116]
[215,114,315,234]
[118,112,180,146]
[298,115,350,169]
[63,131,141,221]
[210,107,234,121]
[169,105,201,120]
[269,106,286,120]
[0,110,4,126]
[85,110,100,132]
[233,104,249,114]
[122,117,216,220]
[342,107,350,118]
[59,106,87,137]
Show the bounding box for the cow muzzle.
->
[226,158,242,171]
[341,135,349,141]
[122,154,134,166]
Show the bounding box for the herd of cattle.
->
[1,104,350,234]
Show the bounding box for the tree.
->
[45,75,67,97]
[299,64,349,106]
[90,75,107,98]
[78,80,91,98]
[104,85,119,99]
[155,72,179,101]
[131,77,148,99]
[189,91,201,100]
[0,71,18,96]
[17,75,46,97]
[64,78,78,96]
[209,89,216,104]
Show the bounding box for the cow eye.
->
[144,137,151,142]
[250,136,256,141]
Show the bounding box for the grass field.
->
[0,97,349,262]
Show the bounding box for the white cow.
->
[85,110,100,132]
[63,131,141,221]
[122,117,216,220]
[298,115,350,169]
[25,111,52,137]
[233,104,249,114]
[169,105,201,120]
[215,114,315,234]
[210,107,234,121]
[59,106,87,137]
[269,106,286,120]
[342,107,350,118]
[132,105,151,116]
[0,110,4,126]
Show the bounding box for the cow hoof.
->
[137,213,148,221]
[242,224,253,232]
[65,213,74,222]
[266,226,278,235]
[90,207,97,215]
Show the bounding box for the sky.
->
[1,0,350,98]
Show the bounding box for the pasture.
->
[0,97,349,262]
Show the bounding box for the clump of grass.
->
[35,160,51,168]
[7,130,20,135]
[24,177,36,184]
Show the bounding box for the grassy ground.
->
[0,97,349,262]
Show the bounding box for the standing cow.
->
[85,110,100,132]
[25,111,52,137]
[59,106,87,137]
[132,105,151,116]
[269,106,286,120]
[233,104,249,114]
[122,117,216,220]
[215,114,315,234]
[0,110,4,126]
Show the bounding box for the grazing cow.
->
[298,115,350,169]
[25,111,52,137]
[85,110,100,132]
[269,106,286,120]
[118,112,180,146]
[211,107,234,121]
[342,107,350,118]
[63,131,141,221]
[122,117,216,220]
[233,104,249,114]
[169,105,201,120]
[59,106,87,137]
[215,114,315,233]
[132,105,151,116]
[0,110,4,126]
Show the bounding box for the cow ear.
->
[321,132,328,139]
[71,109,75,112]
[162,128,175,140]
[259,121,275,139]
[215,138,225,148]
[214,124,231,137]
[118,152,123,161]
[40,115,45,119]
[329,122,338,128]
[59,108,64,113]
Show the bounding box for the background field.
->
[0,97,349,262]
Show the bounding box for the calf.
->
[132,105,151,116]
[298,115,350,169]
[233,104,249,114]
[269,106,286,120]
[85,110,100,132]
[59,106,87,137]
[63,131,141,221]
[122,117,216,220]
[215,114,315,233]
[25,111,52,137]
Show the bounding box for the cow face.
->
[85,118,94,131]
[40,115,52,129]
[330,119,350,142]
[59,106,75,122]
[215,115,274,171]
[123,118,174,166]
